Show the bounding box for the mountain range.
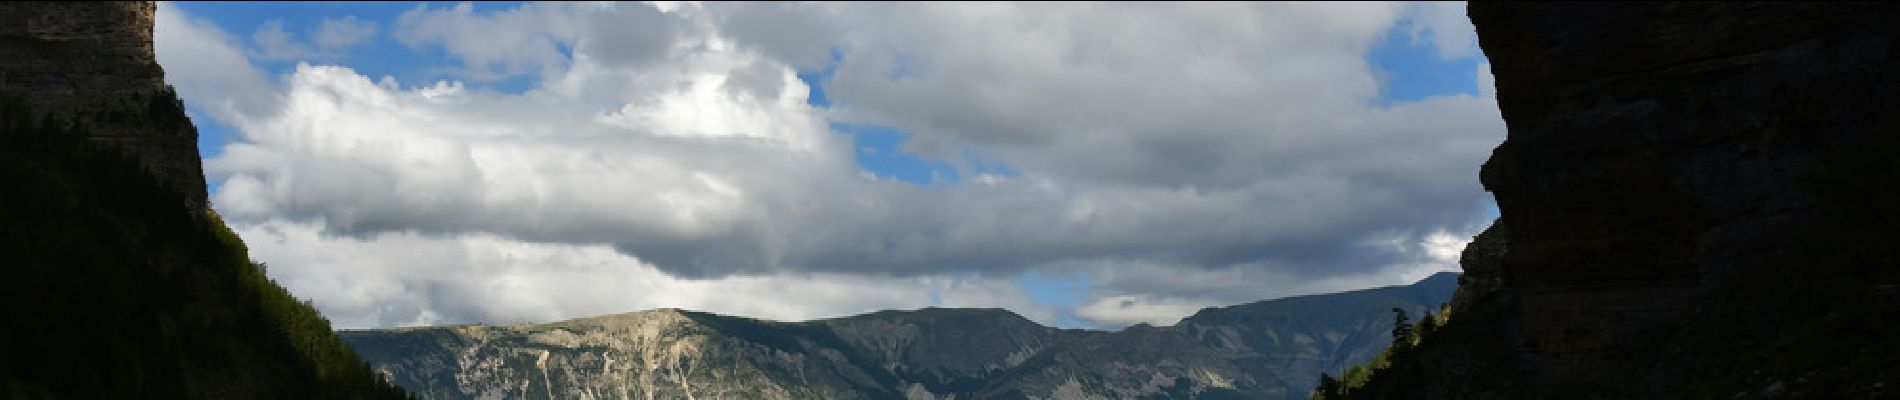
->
[17,2,1882,399]
[339,273,1454,399]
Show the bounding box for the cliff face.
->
[1475,0,1899,388]
[0,3,404,398]
[342,274,1459,400]
[0,1,205,210]
[1345,3,1900,398]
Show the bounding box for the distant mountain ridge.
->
[341,272,1457,399]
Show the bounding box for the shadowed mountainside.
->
[0,2,407,398]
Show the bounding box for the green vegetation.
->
[0,91,409,398]
[1309,303,1450,400]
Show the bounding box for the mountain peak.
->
[342,278,1460,399]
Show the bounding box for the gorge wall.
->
[0,2,404,398]
[0,1,205,210]
[1346,2,1900,398]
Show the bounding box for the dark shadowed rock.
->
[1344,2,1900,398]
[0,1,205,210]
[1450,220,1505,311]
[0,2,404,398]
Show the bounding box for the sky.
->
[154,1,1503,330]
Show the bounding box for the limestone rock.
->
[343,274,1460,399]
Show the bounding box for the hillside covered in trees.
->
[0,2,407,398]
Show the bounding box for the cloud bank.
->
[157,1,1501,329]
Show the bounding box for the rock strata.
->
[0,1,205,210]
[343,274,1461,399]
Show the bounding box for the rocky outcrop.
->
[0,1,205,210]
[1474,0,1898,388]
[1349,3,1900,398]
[1449,220,1505,311]
[342,273,1460,399]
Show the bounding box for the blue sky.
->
[175,2,531,158]
[159,2,1501,329]
[1371,19,1484,104]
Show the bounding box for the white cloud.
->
[154,2,282,124]
[807,2,1498,192]
[1405,1,1479,60]
[1076,295,1217,327]
[252,16,377,61]
[1477,62,1497,98]
[164,1,1502,329]
[392,2,686,81]
[237,219,1055,329]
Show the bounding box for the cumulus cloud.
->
[391,2,689,81]
[162,1,1502,329]
[1477,62,1497,98]
[154,2,281,123]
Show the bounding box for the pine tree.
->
[1391,307,1413,341]
[1314,372,1342,399]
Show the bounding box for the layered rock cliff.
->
[0,1,206,210]
[0,2,404,398]
[342,273,1459,399]
[1341,2,1900,398]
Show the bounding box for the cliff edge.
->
[1339,2,1900,398]
[0,1,205,210]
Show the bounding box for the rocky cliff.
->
[1339,2,1900,398]
[0,1,205,210]
[342,273,1459,399]
[0,2,404,398]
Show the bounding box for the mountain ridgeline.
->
[341,273,1458,399]
[0,3,405,398]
